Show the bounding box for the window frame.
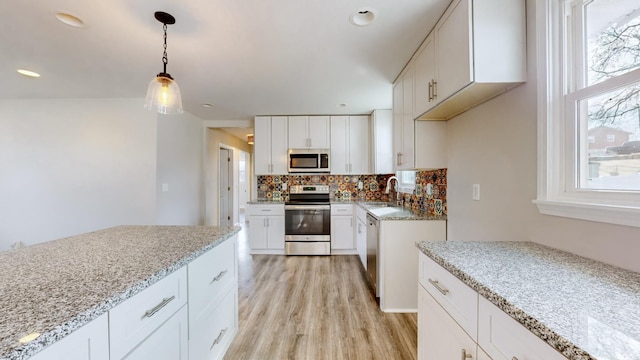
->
[535,0,640,228]
[395,170,416,194]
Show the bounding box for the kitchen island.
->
[0,225,240,360]
[416,241,640,360]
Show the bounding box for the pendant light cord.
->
[162,23,168,74]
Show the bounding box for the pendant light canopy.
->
[145,11,183,115]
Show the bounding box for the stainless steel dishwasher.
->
[366,213,379,297]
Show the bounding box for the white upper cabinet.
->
[288,115,330,149]
[413,0,526,120]
[370,109,393,174]
[393,63,416,170]
[254,116,288,175]
[330,115,370,174]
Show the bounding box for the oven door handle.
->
[285,205,331,210]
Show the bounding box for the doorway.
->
[238,150,249,223]
[219,147,233,226]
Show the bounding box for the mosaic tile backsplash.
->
[257,168,447,216]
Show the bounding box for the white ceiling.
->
[2,0,451,121]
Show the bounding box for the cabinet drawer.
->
[478,297,567,360]
[189,287,238,360]
[419,252,478,339]
[109,267,187,360]
[121,305,188,360]
[248,204,284,216]
[188,236,237,321]
[331,204,353,215]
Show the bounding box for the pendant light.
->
[145,11,183,114]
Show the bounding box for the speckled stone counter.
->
[246,200,284,204]
[416,241,640,360]
[357,202,447,221]
[0,225,240,360]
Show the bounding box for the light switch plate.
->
[472,184,480,201]
[161,183,169,192]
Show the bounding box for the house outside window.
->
[536,0,640,227]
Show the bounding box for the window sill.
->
[533,199,640,228]
[397,185,415,195]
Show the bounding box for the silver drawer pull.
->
[210,328,228,349]
[210,270,228,284]
[428,278,449,295]
[512,358,519,360]
[461,349,472,360]
[142,295,175,319]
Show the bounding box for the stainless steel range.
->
[285,185,331,255]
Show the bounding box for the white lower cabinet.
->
[120,305,188,360]
[418,286,476,360]
[30,313,109,360]
[189,287,238,360]
[478,297,567,360]
[418,252,568,360]
[188,235,239,360]
[247,204,285,254]
[330,204,355,253]
[109,267,188,360]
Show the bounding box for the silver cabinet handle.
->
[210,269,228,284]
[512,357,519,360]
[428,81,434,101]
[210,328,228,350]
[428,278,449,295]
[142,295,175,319]
[461,349,472,360]
[260,209,272,212]
[433,80,438,99]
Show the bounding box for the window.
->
[536,0,640,227]
[396,170,416,194]
[588,135,595,143]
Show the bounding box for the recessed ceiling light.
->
[55,12,85,28]
[17,69,41,78]
[350,9,376,26]
[201,103,214,108]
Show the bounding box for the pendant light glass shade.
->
[145,12,183,115]
[145,74,183,114]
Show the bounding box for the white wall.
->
[0,98,157,250]
[445,0,640,272]
[156,112,205,225]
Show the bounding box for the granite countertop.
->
[416,241,640,360]
[357,202,447,221]
[0,225,240,360]
[247,200,285,204]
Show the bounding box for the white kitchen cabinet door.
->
[330,115,369,174]
[288,116,330,149]
[413,33,437,117]
[331,205,355,251]
[120,305,188,360]
[478,297,567,360]
[392,64,415,171]
[435,0,472,102]
[348,115,369,174]
[330,115,349,174]
[248,215,284,251]
[309,115,330,149]
[30,313,109,360]
[370,109,393,174]
[254,116,288,175]
[189,287,238,360]
[418,286,477,360]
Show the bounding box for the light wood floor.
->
[224,224,417,360]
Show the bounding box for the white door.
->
[219,148,232,226]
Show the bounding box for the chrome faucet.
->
[385,176,398,194]
[385,176,403,207]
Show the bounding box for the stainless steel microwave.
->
[288,149,330,173]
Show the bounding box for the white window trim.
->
[534,0,640,228]
[396,171,416,194]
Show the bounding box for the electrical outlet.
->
[281,183,287,191]
[357,181,363,190]
[472,184,480,201]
